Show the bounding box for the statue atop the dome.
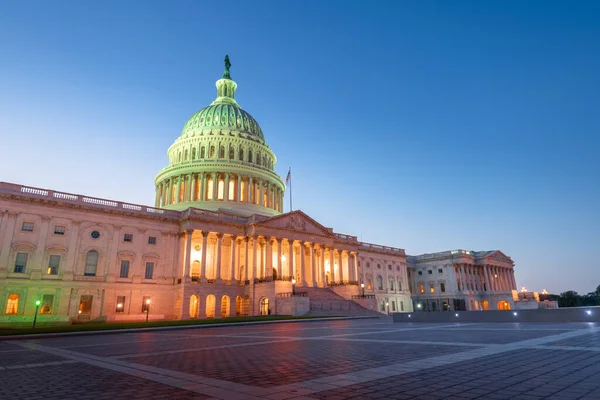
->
[223,55,232,79]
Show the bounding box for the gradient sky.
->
[1,1,598,294]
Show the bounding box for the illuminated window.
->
[40,294,54,314]
[194,178,201,200]
[84,250,98,276]
[255,185,260,204]
[228,180,235,201]
[116,296,125,313]
[207,178,214,200]
[419,284,425,294]
[217,179,225,200]
[21,222,34,232]
[47,255,60,275]
[430,283,435,293]
[367,279,372,290]
[14,253,28,273]
[240,181,246,201]
[5,294,19,314]
[179,181,185,202]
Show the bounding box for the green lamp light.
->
[35,300,41,306]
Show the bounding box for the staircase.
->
[301,287,384,317]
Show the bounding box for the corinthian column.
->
[215,233,223,282]
[310,244,316,287]
[300,241,306,286]
[200,231,208,283]
[230,235,237,283]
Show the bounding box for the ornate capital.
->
[215,233,223,239]
[200,231,208,238]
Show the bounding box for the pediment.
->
[256,210,335,237]
[485,250,513,264]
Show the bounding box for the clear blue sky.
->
[1,1,598,294]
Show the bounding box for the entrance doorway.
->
[260,298,269,315]
[78,295,93,320]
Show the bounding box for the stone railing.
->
[187,208,249,224]
[329,280,359,286]
[276,292,308,298]
[351,294,376,300]
[359,242,406,255]
[335,233,358,242]
[0,182,180,219]
[274,275,294,282]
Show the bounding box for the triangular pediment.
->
[483,250,513,264]
[255,210,335,237]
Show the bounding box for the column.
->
[511,271,517,291]
[215,233,223,282]
[266,237,273,279]
[329,248,335,283]
[320,246,326,287]
[224,173,230,202]
[212,172,217,201]
[248,176,253,204]
[190,174,196,201]
[276,239,282,278]
[184,229,193,280]
[237,175,242,203]
[251,237,258,281]
[183,175,189,202]
[244,237,250,281]
[338,250,345,283]
[310,244,316,287]
[353,252,359,284]
[176,176,182,203]
[483,265,490,292]
[229,236,237,283]
[460,264,466,292]
[288,239,296,279]
[199,173,205,201]
[300,241,306,286]
[200,231,208,282]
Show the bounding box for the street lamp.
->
[145,299,151,322]
[361,283,365,297]
[386,302,389,315]
[291,278,296,296]
[33,300,41,328]
[417,303,422,311]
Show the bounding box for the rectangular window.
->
[123,234,133,243]
[21,222,34,232]
[47,255,60,275]
[40,294,54,314]
[228,180,235,201]
[53,225,65,235]
[388,265,392,270]
[119,260,130,278]
[392,301,396,311]
[145,262,154,279]
[116,296,126,313]
[399,281,402,291]
[438,268,443,274]
[418,271,422,276]
[14,252,28,273]
[400,301,404,311]
[419,284,425,294]
[430,283,435,293]
[148,236,156,245]
[5,294,19,314]
[142,296,151,312]
[441,283,446,293]
[428,270,432,275]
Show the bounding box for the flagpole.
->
[289,167,293,212]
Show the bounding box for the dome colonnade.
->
[155,55,284,216]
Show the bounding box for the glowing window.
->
[47,255,60,275]
[228,180,235,200]
[40,294,54,314]
[217,179,225,200]
[240,181,246,201]
[263,189,268,207]
[207,179,214,200]
[430,283,435,293]
[419,284,425,294]
[5,294,19,314]
[377,275,383,290]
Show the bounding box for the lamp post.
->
[33,300,41,328]
[291,278,296,296]
[386,302,389,315]
[361,283,365,297]
[145,299,151,323]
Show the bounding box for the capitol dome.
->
[154,55,285,216]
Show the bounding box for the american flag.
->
[285,168,291,185]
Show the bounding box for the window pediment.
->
[117,251,136,259]
[142,252,160,261]
[46,245,67,254]
[12,242,36,252]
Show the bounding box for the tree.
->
[558,291,581,308]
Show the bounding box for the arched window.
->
[389,278,394,291]
[229,147,234,160]
[178,152,182,162]
[206,294,216,318]
[239,147,244,161]
[184,149,188,161]
[189,295,199,318]
[219,145,225,158]
[192,147,196,160]
[240,180,246,202]
[248,149,253,163]
[235,296,243,316]
[210,146,215,158]
[257,153,261,165]
[200,146,205,158]
[377,275,383,290]
[207,178,214,200]
[228,179,235,201]
[221,295,230,317]
[84,250,98,276]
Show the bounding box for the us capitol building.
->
[0,57,518,324]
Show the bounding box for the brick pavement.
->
[1,319,600,399]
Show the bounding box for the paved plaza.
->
[1,318,600,400]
